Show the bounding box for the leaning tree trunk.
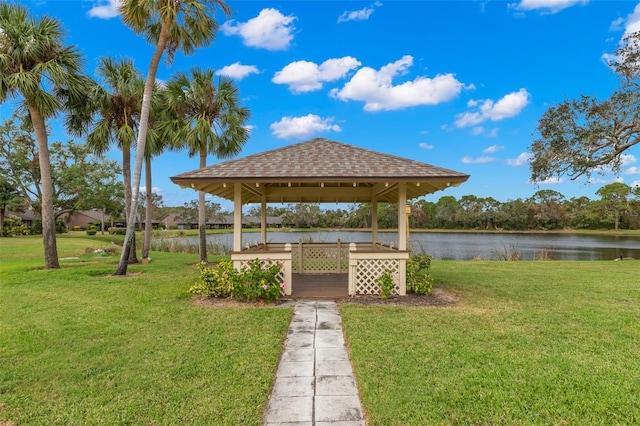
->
[142,155,152,259]
[0,205,6,236]
[28,105,60,269]
[198,146,208,263]
[115,24,169,276]
[122,147,138,264]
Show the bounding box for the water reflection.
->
[188,230,640,261]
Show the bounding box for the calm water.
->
[198,230,639,261]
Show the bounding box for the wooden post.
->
[233,183,242,252]
[398,183,407,251]
[372,194,378,246]
[260,193,267,246]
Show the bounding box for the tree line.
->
[155,184,640,231]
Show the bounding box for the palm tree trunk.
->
[122,147,138,264]
[115,24,170,276]
[28,105,60,269]
[198,146,208,263]
[142,155,152,259]
[1,205,6,236]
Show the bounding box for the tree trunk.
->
[122,147,139,264]
[28,105,60,269]
[142,155,152,259]
[115,24,170,275]
[1,205,6,236]
[198,146,208,263]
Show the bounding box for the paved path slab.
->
[264,301,365,426]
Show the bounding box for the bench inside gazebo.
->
[170,138,469,298]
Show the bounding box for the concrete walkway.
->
[263,300,365,426]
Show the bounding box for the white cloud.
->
[273,57,361,93]
[625,166,640,175]
[631,180,640,188]
[508,0,588,14]
[506,152,533,167]
[621,153,637,166]
[587,176,624,184]
[419,143,434,150]
[88,0,121,18]
[484,144,504,153]
[221,8,296,51]
[622,3,640,36]
[270,114,341,139]
[461,156,495,164]
[471,127,484,136]
[218,62,260,80]
[603,4,640,66]
[487,128,499,138]
[455,88,530,127]
[534,176,564,184]
[330,55,466,112]
[338,1,382,23]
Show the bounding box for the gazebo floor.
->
[290,273,348,299]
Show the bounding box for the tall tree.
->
[82,57,144,264]
[163,68,249,262]
[0,4,92,268]
[596,182,634,230]
[530,31,640,182]
[115,0,232,275]
[0,178,23,235]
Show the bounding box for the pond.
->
[162,230,640,261]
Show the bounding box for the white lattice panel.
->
[302,246,340,272]
[291,247,300,271]
[355,259,400,295]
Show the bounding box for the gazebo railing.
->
[232,241,408,296]
[348,243,409,296]
[231,243,293,296]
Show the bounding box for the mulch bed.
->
[192,287,460,308]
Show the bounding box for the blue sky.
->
[4,0,640,210]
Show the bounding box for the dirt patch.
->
[191,287,460,308]
[192,295,278,308]
[336,287,460,307]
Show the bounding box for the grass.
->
[0,234,292,425]
[341,260,640,425]
[3,233,639,425]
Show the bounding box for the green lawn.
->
[0,234,292,425]
[341,260,640,425]
[3,234,639,425]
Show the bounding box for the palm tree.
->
[115,0,232,275]
[141,92,170,260]
[0,3,92,268]
[86,56,144,264]
[163,68,250,262]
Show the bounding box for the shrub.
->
[376,270,395,300]
[407,253,433,295]
[86,227,97,236]
[189,258,285,302]
[189,260,235,298]
[233,258,285,302]
[110,227,126,235]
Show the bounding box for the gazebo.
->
[170,138,469,297]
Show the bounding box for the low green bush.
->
[109,227,126,235]
[376,270,395,300]
[189,258,285,302]
[406,253,433,295]
[86,228,97,236]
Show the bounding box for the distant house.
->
[5,210,36,227]
[62,209,127,230]
[158,213,283,230]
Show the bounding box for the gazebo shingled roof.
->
[170,138,469,203]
